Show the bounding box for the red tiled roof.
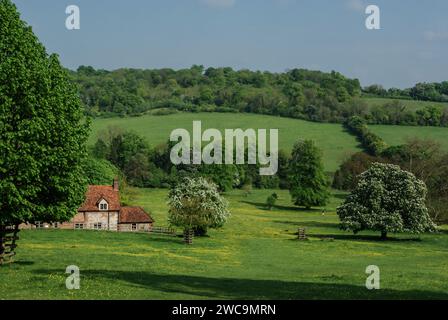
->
[119,206,154,224]
[78,185,120,212]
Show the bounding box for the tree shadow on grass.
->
[306,233,423,242]
[0,260,35,268]
[333,193,348,201]
[274,220,338,229]
[12,260,35,266]
[241,201,321,213]
[145,235,184,245]
[32,269,448,299]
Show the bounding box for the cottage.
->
[22,179,154,232]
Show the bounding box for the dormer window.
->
[98,199,108,211]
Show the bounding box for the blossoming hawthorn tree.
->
[168,177,230,244]
[0,0,89,253]
[337,163,436,240]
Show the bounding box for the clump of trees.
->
[337,163,436,239]
[90,126,288,191]
[0,0,89,232]
[167,177,230,242]
[288,140,330,209]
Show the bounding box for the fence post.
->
[298,228,307,241]
[183,228,194,245]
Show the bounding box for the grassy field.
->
[90,113,362,172]
[362,97,448,112]
[1,188,447,300]
[370,125,448,150]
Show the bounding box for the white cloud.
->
[347,0,365,12]
[201,0,236,8]
[424,31,448,41]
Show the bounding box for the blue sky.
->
[13,0,448,88]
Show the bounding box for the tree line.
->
[364,82,448,102]
[71,66,448,127]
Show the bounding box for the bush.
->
[266,193,278,210]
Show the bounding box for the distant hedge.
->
[344,116,387,156]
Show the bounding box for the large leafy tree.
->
[0,0,89,227]
[288,139,329,209]
[168,177,230,240]
[337,163,436,239]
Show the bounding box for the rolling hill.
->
[90,113,362,172]
[91,112,448,172]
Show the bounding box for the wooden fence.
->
[148,226,177,236]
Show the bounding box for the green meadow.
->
[362,97,448,112]
[90,113,362,172]
[3,113,447,300]
[370,125,448,150]
[1,188,447,300]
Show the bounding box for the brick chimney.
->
[113,178,119,191]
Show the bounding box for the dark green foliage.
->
[92,139,109,159]
[277,150,290,189]
[364,81,448,103]
[71,66,362,122]
[266,193,278,210]
[72,65,448,127]
[82,157,119,186]
[92,127,291,191]
[345,116,387,155]
[333,152,380,191]
[288,140,330,209]
[0,0,89,225]
[199,164,241,192]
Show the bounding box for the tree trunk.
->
[380,231,387,240]
[0,225,4,265]
[0,224,19,265]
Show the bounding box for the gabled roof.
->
[78,185,120,212]
[119,206,154,224]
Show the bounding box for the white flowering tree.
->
[337,163,436,240]
[168,177,230,243]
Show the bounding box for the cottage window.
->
[75,223,84,230]
[93,223,102,230]
[35,222,44,229]
[99,199,108,211]
[132,224,137,231]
